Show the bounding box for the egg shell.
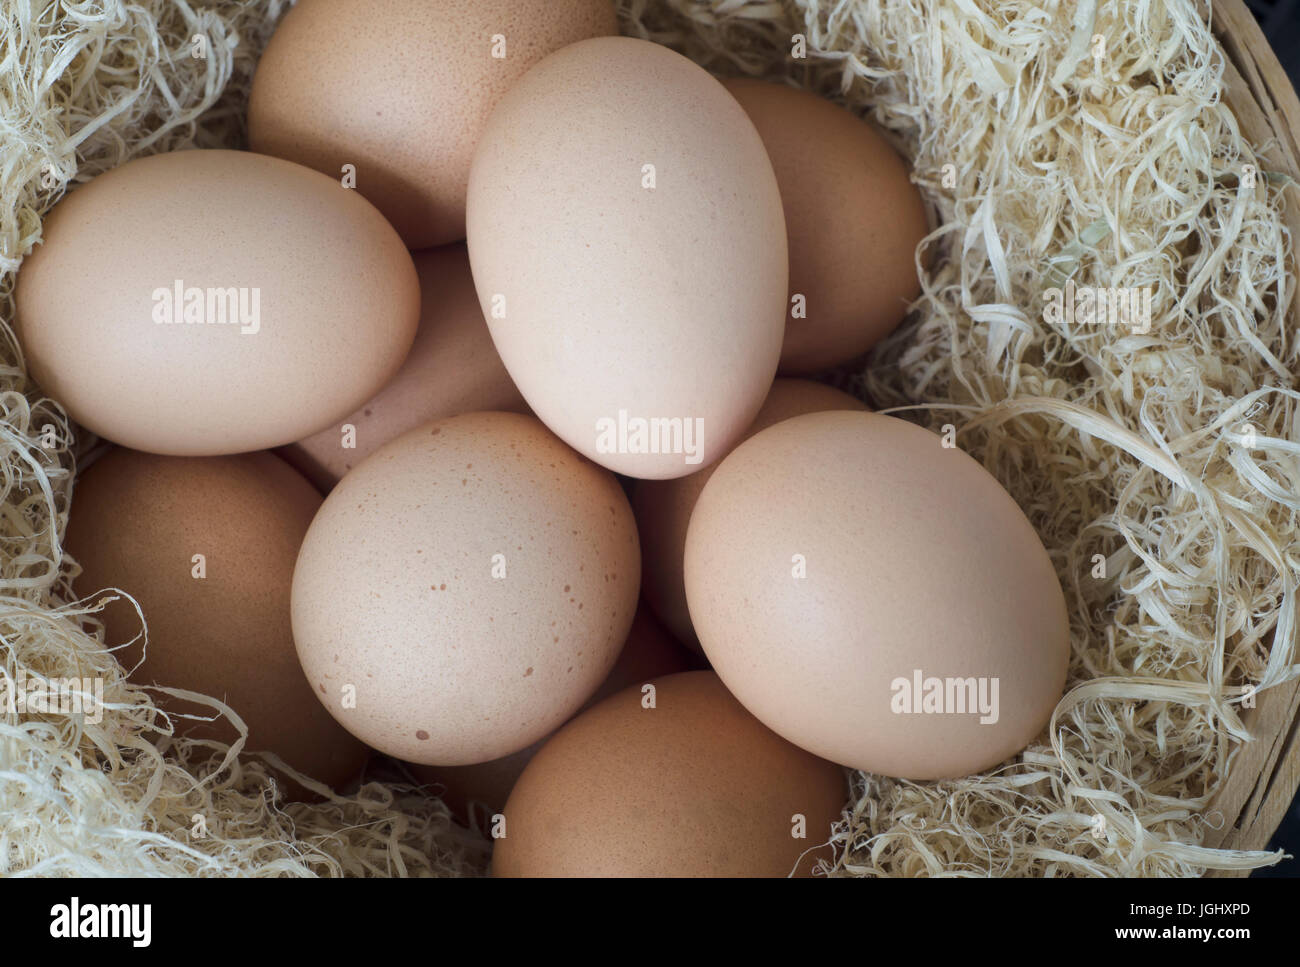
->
[685,411,1070,780]
[14,150,419,456]
[467,36,788,479]
[409,602,695,822]
[64,448,370,793]
[493,670,845,877]
[291,411,641,765]
[634,378,867,649]
[248,0,618,249]
[278,243,527,492]
[722,79,928,375]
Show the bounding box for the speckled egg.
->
[634,378,867,648]
[493,671,846,877]
[291,411,641,765]
[64,448,370,793]
[278,243,527,492]
[248,0,618,248]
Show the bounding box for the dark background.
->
[1249,0,1297,877]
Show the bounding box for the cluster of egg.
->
[16,1,1069,876]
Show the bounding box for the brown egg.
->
[292,411,640,766]
[278,244,527,492]
[14,150,418,456]
[467,37,788,479]
[64,449,369,793]
[248,0,618,248]
[410,602,694,822]
[634,379,867,649]
[722,79,928,375]
[494,671,845,877]
[684,412,1070,780]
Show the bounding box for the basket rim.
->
[1201,0,1300,872]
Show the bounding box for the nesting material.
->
[1,0,1296,876]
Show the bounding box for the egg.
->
[64,448,369,792]
[684,411,1069,780]
[248,0,618,249]
[409,602,695,822]
[292,411,640,765]
[721,79,928,375]
[493,670,845,877]
[278,243,527,492]
[467,37,788,479]
[635,378,867,648]
[14,150,418,456]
